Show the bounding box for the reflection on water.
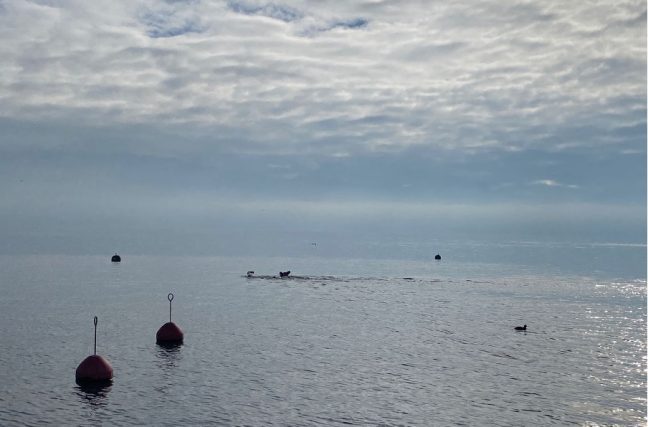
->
[155,343,183,369]
[75,382,111,408]
[154,343,183,399]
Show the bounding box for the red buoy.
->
[156,293,184,345]
[76,355,113,382]
[156,322,184,344]
[76,316,113,383]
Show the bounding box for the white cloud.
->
[531,179,579,189]
[0,0,644,157]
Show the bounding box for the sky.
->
[0,0,645,256]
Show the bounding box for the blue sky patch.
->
[227,1,303,22]
[140,7,203,38]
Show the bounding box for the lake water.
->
[0,244,645,426]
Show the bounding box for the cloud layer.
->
[0,0,645,157]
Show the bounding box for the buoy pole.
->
[94,316,98,356]
[168,293,173,322]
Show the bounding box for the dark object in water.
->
[246,271,255,277]
[434,254,441,260]
[76,355,113,385]
[514,324,527,331]
[156,322,184,345]
[111,254,121,263]
[279,271,291,277]
[76,316,113,384]
[157,293,184,345]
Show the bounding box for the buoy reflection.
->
[75,381,112,407]
[155,342,182,370]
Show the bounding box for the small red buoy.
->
[157,322,184,343]
[156,293,184,345]
[76,316,113,383]
[76,355,113,382]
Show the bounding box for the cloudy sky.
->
[0,0,645,255]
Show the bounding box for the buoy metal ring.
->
[168,293,174,302]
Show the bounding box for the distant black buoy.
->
[111,254,121,263]
[156,293,184,345]
[434,254,441,260]
[279,270,291,277]
[76,316,113,384]
[514,324,527,331]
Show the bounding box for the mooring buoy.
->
[76,316,113,384]
[156,293,184,345]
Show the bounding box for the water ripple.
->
[0,256,644,425]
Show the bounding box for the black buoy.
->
[156,293,184,345]
[434,254,441,260]
[279,270,291,277]
[111,254,121,263]
[76,316,113,384]
[514,324,527,331]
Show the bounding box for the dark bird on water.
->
[514,324,527,331]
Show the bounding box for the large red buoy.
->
[156,293,183,345]
[76,316,113,384]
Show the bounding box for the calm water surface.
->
[0,253,645,426]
